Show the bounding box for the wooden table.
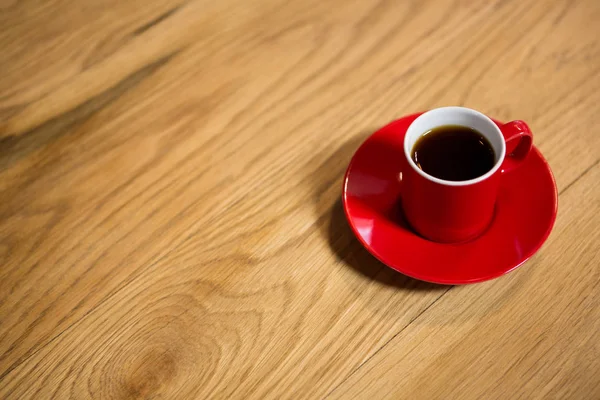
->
[1,0,598,398]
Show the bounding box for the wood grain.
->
[330,162,600,400]
[0,0,599,398]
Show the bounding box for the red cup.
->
[402,107,533,243]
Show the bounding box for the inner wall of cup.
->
[405,108,505,164]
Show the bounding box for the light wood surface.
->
[0,0,598,398]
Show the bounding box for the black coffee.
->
[411,125,495,181]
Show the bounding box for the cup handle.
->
[499,120,533,173]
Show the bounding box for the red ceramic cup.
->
[402,107,533,243]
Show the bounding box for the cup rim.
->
[403,107,506,187]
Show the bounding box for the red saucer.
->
[342,113,558,284]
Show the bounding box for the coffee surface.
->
[411,125,496,181]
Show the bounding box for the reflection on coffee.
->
[411,125,495,181]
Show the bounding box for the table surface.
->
[1,0,599,398]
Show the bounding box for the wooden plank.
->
[0,0,599,397]
[329,162,600,400]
